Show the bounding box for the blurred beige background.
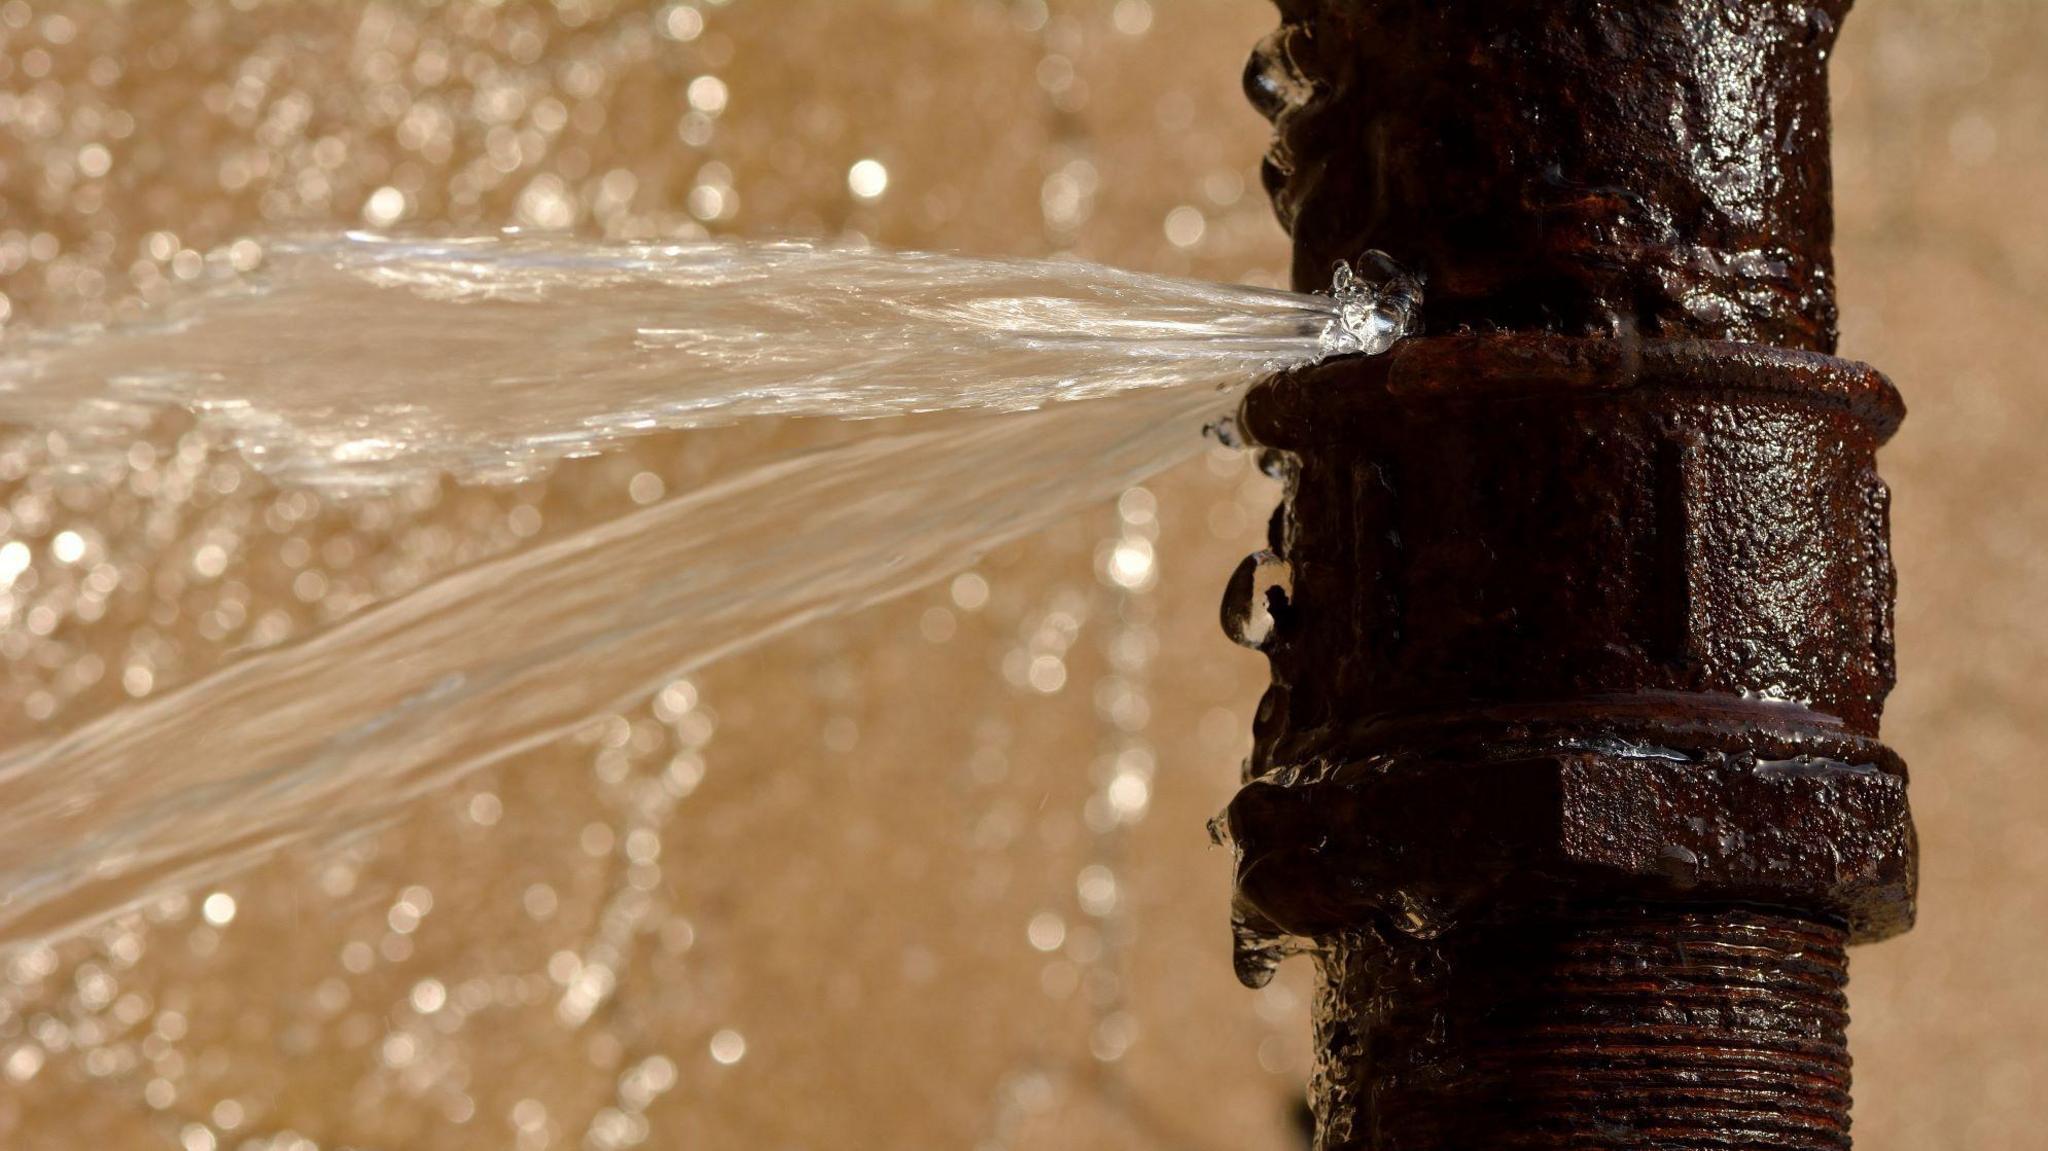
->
[0,1,2042,1148]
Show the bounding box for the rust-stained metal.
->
[1249,0,1850,349]
[1228,1,1916,1147]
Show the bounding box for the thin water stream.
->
[0,235,1415,943]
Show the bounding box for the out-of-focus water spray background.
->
[0,2,2042,1148]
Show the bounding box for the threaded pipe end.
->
[1313,906,1853,1150]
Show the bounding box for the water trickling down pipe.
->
[1225,1,1915,1146]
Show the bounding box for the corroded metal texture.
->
[1230,0,1916,1147]
[1241,336,1904,750]
[1313,908,1854,1150]
[1249,0,1848,349]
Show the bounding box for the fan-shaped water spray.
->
[0,234,1416,943]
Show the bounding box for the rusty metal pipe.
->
[1226,1,1916,1146]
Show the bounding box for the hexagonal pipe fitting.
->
[1225,332,1917,1147]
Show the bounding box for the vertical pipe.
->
[1226,2,1917,1146]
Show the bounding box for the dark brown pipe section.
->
[1252,0,1849,349]
[1226,1,1916,1147]
[1316,907,1854,1150]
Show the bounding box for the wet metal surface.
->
[1232,1,1917,1146]
[1250,0,1849,349]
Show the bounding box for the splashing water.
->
[1,233,1410,490]
[0,235,1417,943]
